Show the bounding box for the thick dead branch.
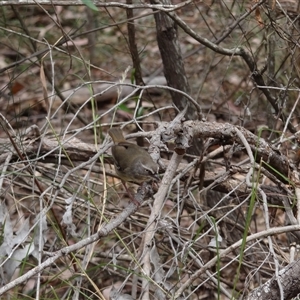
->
[244,258,300,300]
[176,120,294,182]
[1,121,296,184]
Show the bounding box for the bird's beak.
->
[152,174,160,182]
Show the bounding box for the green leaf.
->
[137,106,144,117]
[118,103,132,113]
[130,68,136,84]
[81,0,98,11]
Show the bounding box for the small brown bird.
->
[108,127,159,184]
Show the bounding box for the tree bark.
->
[245,258,300,300]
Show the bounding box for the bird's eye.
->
[146,168,155,175]
[142,166,152,174]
